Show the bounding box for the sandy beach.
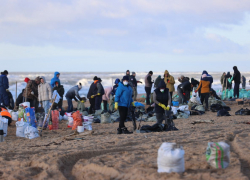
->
[1,96,250,180]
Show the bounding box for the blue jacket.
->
[0,74,9,93]
[50,72,60,88]
[115,82,133,108]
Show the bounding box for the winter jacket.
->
[191,78,199,87]
[232,68,241,84]
[0,74,9,92]
[23,80,38,99]
[145,74,153,88]
[224,72,232,89]
[130,75,141,87]
[220,74,225,85]
[52,84,65,98]
[178,77,191,92]
[242,76,246,86]
[115,82,133,108]
[66,85,81,101]
[154,76,162,88]
[96,81,104,95]
[164,70,175,92]
[38,76,52,101]
[196,75,211,94]
[201,71,213,84]
[102,87,113,101]
[153,81,170,114]
[111,84,119,96]
[50,72,60,88]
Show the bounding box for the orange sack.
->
[72,111,83,130]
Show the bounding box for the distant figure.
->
[177,75,191,104]
[102,87,113,112]
[52,80,65,110]
[144,71,154,105]
[191,78,200,97]
[0,70,9,107]
[154,75,162,88]
[224,72,232,90]
[50,72,60,88]
[65,83,82,112]
[164,70,175,103]
[130,72,142,101]
[232,66,241,98]
[125,70,130,77]
[242,76,246,89]
[87,76,98,114]
[38,76,52,117]
[220,72,226,91]
[112,78,120,96]
[195,71,211,110]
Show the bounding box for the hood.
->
[202,71,208,75]
[115,78,120,84]
[233,66,238,72]
[158,80,166,88]
[40,76,46,83]
[227,72,231,76]
[164,70,169,75]
[54,72,60,78]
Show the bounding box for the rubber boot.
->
[121,127,133,134]
[117,128,122,134]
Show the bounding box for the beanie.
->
[3,70,8,75]
[149,71,153,75]
[24,77,30,83]
[93,76,98,81]
[122,76,129,81]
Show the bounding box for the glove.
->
[158,103,167,110]
[91,95,95,98]
[183,93,186,96]
[80,100,85,103]
[31,91,34,95]
[166,105,170,111]
[167,80,170,83]
[115,102,118,110]
[97,93,101,96]
[131,102,135,107]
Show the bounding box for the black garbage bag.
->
[235,108,250,115]
[93,118,101,123]
[210,104,231,112]
[140,123,164,133]
[217,109,231,117]
[190,110,205,115]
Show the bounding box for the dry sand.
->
[1,98,250,180]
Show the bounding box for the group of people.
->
[0,66,246,134]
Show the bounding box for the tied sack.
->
[206,142,230,169]
[16,119,29,137]
[24,126,39,139]
[157,142,185,173]
[72,111,83,130]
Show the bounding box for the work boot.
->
[117,128,122,134]
[121,127,133,134]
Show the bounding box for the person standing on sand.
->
[144,71,154,105]
[0,70,10,107]
[177,75,191,105]
[52,81,65,111]
[195,71,211,111]
[221,72,226,91]
[154,75,162,88]
[23,77,40,112]
[130,72,142,101]
[114,76,135,134]
[38,76,52,118]
[231,66,241,98]
[65,83,82,112]
[153,80,171,125]
[87,76,98,114]
[164,70,175,103]
[50,72,60,88]
[102,86,113,112]
[242,76,246,89]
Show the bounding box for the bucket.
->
[77,126,84,133]
[83,122,92,130]
[0,117,8,137]
[172,101,179,107]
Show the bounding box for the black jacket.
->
[154,81,169,114]
[224,72,232,89]
[52,85,64,98]
[233,69,241,84]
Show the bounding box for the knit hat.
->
[78,83,82,89]
[149,71,153,75]
[24,77,30,83]
[98,78,102,82]
[122,76,129,81]
[55,81,59,85]
[132,72,136,75]
[3,70,8,75]
[93,76,98,81]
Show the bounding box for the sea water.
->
[8,71,250,99]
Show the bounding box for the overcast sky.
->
[0,0,250,72]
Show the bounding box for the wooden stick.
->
[39,95,57,137]
[14,81,17,110]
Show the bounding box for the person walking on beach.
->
[231,66,241,98]
[50,72,60,88]
[38,76,52,118]
[195,71,211,111]
[114,76,134,134]
[221,72,226,91]
[130,72,142,101]
[164,70,175,103]
[153,80,171,125]
[0,70,10,107]
[242,76,246,89]
[23,77,40,112]
[144,71,154,105]
[65,83,82,112]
